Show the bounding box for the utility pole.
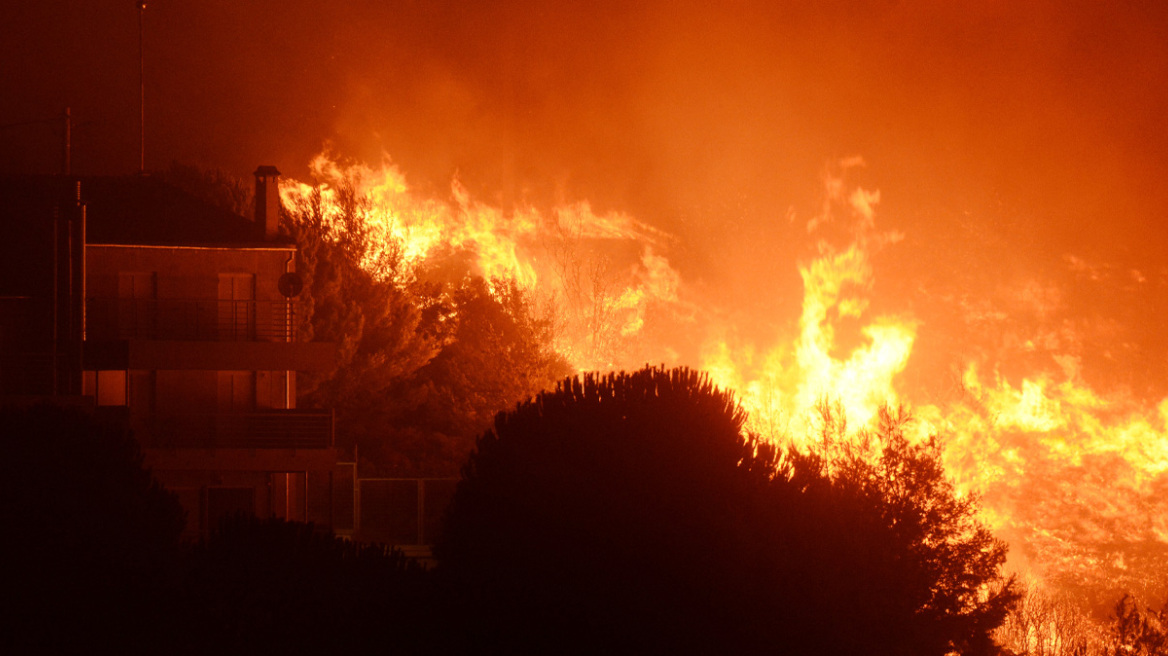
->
[138,1,147,174]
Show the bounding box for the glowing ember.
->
[281,151,1168,607]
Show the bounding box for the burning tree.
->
[995,581,1105,656]
[283,172,569,475]
[1105,594,1168,656]
[436,366,1017,655]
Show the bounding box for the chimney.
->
[253,165,281,240]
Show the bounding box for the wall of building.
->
[86,245,294,302]
[82,242,339,538]
[84,244,300,425]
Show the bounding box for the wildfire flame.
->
[281,152,683,371]
[281,151,1168,608]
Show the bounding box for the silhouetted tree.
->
[436,366,778,654]
[778,405,1018,656]
[370,276,571,475]
[436,367,1016,655]
[0,404,185,653]
[160,162,254,217]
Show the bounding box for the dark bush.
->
[179,513,448,653]
[436,366,1016,655]
[179,514,443,655]
[437,366,777,654]
[0,403,185,653]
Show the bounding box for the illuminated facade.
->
[0,170,351,538]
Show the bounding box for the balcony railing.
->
[86,298,299,342]
[149,409,333,449]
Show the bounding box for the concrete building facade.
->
[0,169,350,538]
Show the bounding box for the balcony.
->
[87,298,299,343]
[148,409,334,450]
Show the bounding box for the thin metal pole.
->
[138,2,146,174]
[52,214,59,394]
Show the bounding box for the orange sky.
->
[5,0,1168,395]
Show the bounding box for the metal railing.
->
[356,478,459,546]
[86,298,299,342]
[149,409,333,449]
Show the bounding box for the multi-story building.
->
[0,168,350,538]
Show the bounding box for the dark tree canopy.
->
[775,405,1019,656]
[161,162,254,218]
[1,404,186,653]
[369,276,572,474]
[438,366,772,654]
[178,515,442,655]
[437,366,1017,656]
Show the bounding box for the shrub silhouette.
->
[179,515,442,655]
[437,366,777,654]
[436,366,1016,655]
[768,406,1018,656]
[1,404,185,653]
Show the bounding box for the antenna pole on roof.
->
[138,1,146,175]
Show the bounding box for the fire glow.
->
[282,152,1168,606]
